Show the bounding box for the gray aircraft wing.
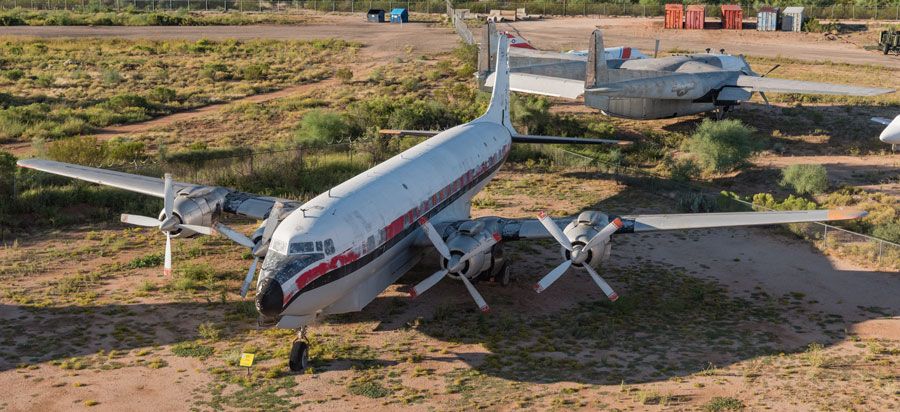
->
[486,72,585,99]
[733,75,894,96]
[498,209,866,240]
[17,158,300,220]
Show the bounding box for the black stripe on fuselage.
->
[282,151,508,311]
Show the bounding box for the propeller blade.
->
[537,211,572,251]
[583,264,619,302]
[534,260,572,293]
[583,218,624,251]
[163,233,172,276]
[419,218,451,260]
[121,214,161,228]
[163,173,174,219]
[253,202,284,255]
[760,91,770,106]
[177,224,213,235]
[458,233,500,263]
[240,257,259,298]
[762,64,780,77]
[215,223,256,249]
[458,272,490,312]
[409,269,449,298]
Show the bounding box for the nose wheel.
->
[289,326,310,373]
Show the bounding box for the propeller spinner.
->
[534,211,622,301]
[120,174,212,276]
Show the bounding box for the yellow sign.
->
[239,353,255,367]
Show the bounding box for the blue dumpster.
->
[390,8,408,24]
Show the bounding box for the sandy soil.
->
[501,16,900,68]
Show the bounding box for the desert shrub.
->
[2,69,24,80]
[872,222,900,243]
[0,14,26,26]
[200,63,230,81]
[751,193,817,211]
[677,191,716,213]
[334,67,353,83]
[669,158,700,182]
[682,119,757,173]
[511,94,551,135]
[0,151,16,213]
[780,164,828,195]
[239,63,268,81]
[703,396,744,411]
[294,110,350,147]
[147,86,177,103]
[101,68,122,85]
[46,136,108,166]
[106,138,146,163]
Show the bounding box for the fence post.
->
[823,225,828,245]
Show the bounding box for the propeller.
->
[411,218,499,312]
[534,211,622,301]
[214,202,285,298]
[120,173,212,276]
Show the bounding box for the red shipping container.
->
[721,4,743,30]
[685,5,706,30]
[665,4,683,29]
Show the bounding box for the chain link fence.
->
[2,0,900,21]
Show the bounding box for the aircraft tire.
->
[498,264,512,286]
[289,340,309,372]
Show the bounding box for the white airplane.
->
[503,31,649,60]
[872,115,900,147]
[17,37,867,372]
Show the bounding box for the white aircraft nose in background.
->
[873,115,900,144]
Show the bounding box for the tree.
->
[682,119,757,173]
[780,164,828,195]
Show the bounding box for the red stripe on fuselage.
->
[284,143,511,305]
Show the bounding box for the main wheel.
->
[289,340,309,373]
[499,264,512,286]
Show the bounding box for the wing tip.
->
[826,209,867,221]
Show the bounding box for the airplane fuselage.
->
[255,120,512,328]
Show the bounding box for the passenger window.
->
[316,241,323,252]
[324,239,335,255]
[367,235,375,251]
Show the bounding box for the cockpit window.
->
[262,250,325,284]
[324,239,335,255]
[289,241,316,254]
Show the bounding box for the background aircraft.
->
[17,37,867,372]
[482,26,894,120]
[872,115,900,148]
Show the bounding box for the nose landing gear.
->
[289,326,310,373]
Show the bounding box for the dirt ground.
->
[1,12,898,412]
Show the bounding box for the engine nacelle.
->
[562,211,613,267]
[158,186,230,238]
[442,219,506,281]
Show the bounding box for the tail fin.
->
[480,34,513,131]
[476,21,497,90]
[586,30,609,88]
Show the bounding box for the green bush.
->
[147,87,177,104]
[46,136,108,166]
[334,67,353,83]
[872,222,900,243]
[669,158,700,182]
[239,63,268,81]
[682,119,757,173]
[294,110,350,147]
[780,164,828,195]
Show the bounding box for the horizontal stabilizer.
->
[626,209,867,232]
[512,134,632,146]
[734,75,894,96]
[379,130,631,146]
[485,72,585,99]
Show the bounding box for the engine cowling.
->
[441,219,505,281]
[561,211,613,267]
[157,186,230,238]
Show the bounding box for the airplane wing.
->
[733,75,894,96]
[17,158,300,220]
[486,72,585,99]
[379,129,631,146]
[496,209,866,240]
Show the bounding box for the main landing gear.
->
[289,326,310,373]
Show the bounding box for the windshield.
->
[262,251,325,284]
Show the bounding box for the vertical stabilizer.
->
[479,35,513,131]
[586,30,609,88]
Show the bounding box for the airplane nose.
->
[255,276,283,318]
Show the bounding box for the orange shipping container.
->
[685,5,705,30]
[665,4,683,29]
[721,4,743,30]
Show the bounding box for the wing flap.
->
[734,75,894,96]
